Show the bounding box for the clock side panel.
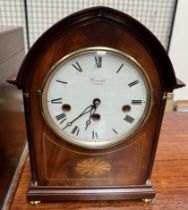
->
[26,19,163,187]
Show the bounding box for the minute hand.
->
[63,104,94,130]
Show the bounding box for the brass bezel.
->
[41,47,153,149]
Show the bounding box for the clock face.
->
[41,47,152,149]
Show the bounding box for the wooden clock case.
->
[14,7,183,202]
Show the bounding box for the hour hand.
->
[63,104,93,130]
[85,120,91,130]
[85,98,101,130]
[85,107,96,130]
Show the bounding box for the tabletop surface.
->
[10,112,188,210]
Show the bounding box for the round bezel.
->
[41,47,152,149]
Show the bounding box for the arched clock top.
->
[16,6,183,91]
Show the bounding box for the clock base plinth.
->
[26,184,155,202]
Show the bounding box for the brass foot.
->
[30,201,41,206]
[142,198,153,203]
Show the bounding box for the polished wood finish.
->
[14,7,184,201]
[10,113,188,209]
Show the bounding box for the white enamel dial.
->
[41,47,151,149]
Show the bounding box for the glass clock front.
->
[41,47,152,149]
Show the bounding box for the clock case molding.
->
[12,7,184,202]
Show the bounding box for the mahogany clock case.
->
[14,7,183,201]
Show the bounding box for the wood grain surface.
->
[10,112,188,210]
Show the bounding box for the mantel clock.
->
[12,7,184,202]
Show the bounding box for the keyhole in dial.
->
[92,113,101,121]
[122,105,131,112]
[62,104,71,112]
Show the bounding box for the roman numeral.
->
[72,62,83,72]
[95,56,102,68]
[131,100,142,105]
[55,113,66,121]
[71,125,80,136]
[128,80,139,87]
[116,64,124,73]
[51,97,62,104]
[124,115,135,123]
[60,118,67,124]
[56,80,68,84]
[112,128,118,134]
[92,131,98,140]
[56,113,67,124]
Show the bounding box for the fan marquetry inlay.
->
[74,158,111,176]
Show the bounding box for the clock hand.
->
[85,98,100,130]
[63,104,94,130]
[85,106,96,130]
[63,98,101,130]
